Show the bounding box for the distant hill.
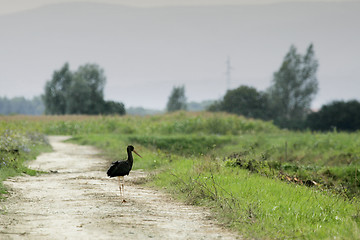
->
[1,2,359,109]
[126,107,163,115]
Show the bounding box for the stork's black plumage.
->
[107,159,132,177]
[107,145,141,202]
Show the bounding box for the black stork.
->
[107,145,142,202]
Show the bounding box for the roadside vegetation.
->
[0,112,359,239]
[0,128,51,199]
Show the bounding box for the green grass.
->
[70,132,360,239]
[152,156,360,239]
[0,130,51,199]
[68,134,170,170]
[1,113,360,238]
[128,134,233,155]
[217,132,360,198]
[0,111,279,135]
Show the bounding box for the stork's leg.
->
[122,177,126,202]
[118,176,122,196]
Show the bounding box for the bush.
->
[306,100,360,131]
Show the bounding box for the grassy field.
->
[0,112,359,239]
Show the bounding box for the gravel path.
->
[0,136,241,240]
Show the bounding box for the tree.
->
[43,63,125,115]
[207,85,271,120]
[166,85,187,112]
[67,64,106,114]
[102,101,126,115]
[43,63,72,114]
[221,85,271,119]
[267,44,319,128]
[66,76,92,114]
[206,100,222,112]
[306,100,360,131]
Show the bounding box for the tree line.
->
[166,44,360,132]
[2,44,359,131]
[0,96,44,115]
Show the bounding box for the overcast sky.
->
[0,0,355,15]
[1,0,359,110]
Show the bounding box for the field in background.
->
[0,112,359,239]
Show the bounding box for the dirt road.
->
[0,136,240,239]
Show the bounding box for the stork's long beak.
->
[133,149,142,158]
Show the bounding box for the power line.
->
[226,56,233,90]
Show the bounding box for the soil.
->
[0,136,241,239]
